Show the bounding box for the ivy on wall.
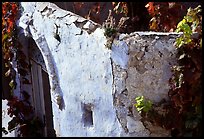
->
[2,2,44,137]
[135,5,202,137]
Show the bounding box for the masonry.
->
[12,2,182,137]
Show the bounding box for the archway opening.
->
[28,38,56,137]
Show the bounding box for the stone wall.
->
[111,32,178,136]
[17,2,181,137]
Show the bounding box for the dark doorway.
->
[29,38,56,137]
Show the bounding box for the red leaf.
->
[145,2,155,16]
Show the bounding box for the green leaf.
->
[185,16,193,23]
[5,69,11,77]
[135,96,152,113]
[9,79,16,90]
[9,80,14,88]
[176,19,186,29]
[182,23,192,35]
[2,33,9,42]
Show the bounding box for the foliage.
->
[112,2,128,16]
[102,10,129,49]
[167,5,202,136]
[138,5,202,137]
[146,2,186,32]
[175,5,202,48]
[2,2,18,96]
[2,2,44,137]
[134,96,152,113]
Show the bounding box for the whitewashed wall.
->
[17,2,180,137]
[2,100,16,137]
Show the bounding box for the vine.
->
[2,2,44,137]
[135,5,202,137]
[146,2,187,32]
[112,2,128,16]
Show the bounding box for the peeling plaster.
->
[29,27,65,110]
[17,2,179,137]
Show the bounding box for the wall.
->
[2,100,16,137]
[17,2,181,137]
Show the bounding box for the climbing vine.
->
[112,2,128,16]
[2,2,43,137]
[146,2,187,32]
[135,5,202,137]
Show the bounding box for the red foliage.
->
[145,2,154,16]
[146,2,186,32]
[2,2,18,33]
[2,2,44,137]
[141,5,202,136]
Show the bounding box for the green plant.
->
[102,10,129,49]
[2,2,44,137]
[175,5,202,48]
[146,2,188,32]
[104,27,117,38]
[112,2,128,16]
[137,5,202,137]
[168,5,202,136]
[134,96,152,113]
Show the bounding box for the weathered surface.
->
[17,2,180,137]
[126,33,177,103]
[111,32,178,136]
[19,2,123,137]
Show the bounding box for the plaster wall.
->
[17,2,180,137]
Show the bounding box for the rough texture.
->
[19,2,123,137]
[111,33,178,137]
[17,2,180,137]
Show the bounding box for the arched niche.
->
[27,37,56,137]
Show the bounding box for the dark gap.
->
[2,58,12,99]
[42,69,56,137]
[82,103,93,127]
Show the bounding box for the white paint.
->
[2,100,15,137]
[17,2,179,137]
[131,31,183,36]
[111,41,129,69]
[19,2,124,137]
[50,26,124,136]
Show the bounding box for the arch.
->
[28,26,65,110]
[28,37,56,137]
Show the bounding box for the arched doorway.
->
[28,38,56,137]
